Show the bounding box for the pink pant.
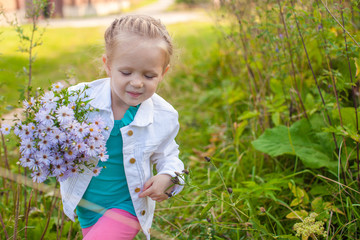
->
[82,209,141,240]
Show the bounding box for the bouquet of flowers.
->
[3,82,109,183]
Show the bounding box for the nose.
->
[130,77,143,88]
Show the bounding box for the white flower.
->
[92,166,103,177]
[41,91,59,103]
[23,97,35,109]
[51,82,64,92]
[76,123,90,139]
[75,142,87,153]
[98,151,109,162]
[0,124,11,135]
[92,115,106,130]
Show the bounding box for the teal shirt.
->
[76,105,139,228]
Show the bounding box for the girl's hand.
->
[138,174,174,202]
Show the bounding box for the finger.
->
[143,178,154,191]
[139,186,154,198]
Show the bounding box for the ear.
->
[162,65,170,76]
[102,54,111,77]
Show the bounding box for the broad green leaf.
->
[286,210,308,220]
[332,107,360,132]
[290,198,302,207]
[311,197,324,212]
[252,117,337,170]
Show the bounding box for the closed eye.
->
[144,75,155,79]
[120,71,131,76]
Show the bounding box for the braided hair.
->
[104,15,173,69]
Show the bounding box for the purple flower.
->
[56,106,74,125]
[53,163,67,176]
[19,156,35,168]
[36,151,53,166]
[20,139,34,155]
[279,33,284,39]
[276,47,279,53]
[31,170,48,183]
[318,24,323,30]
[35,109,54,126]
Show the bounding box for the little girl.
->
[59,15,184,240]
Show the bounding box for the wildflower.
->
[64,147,77,161]
[36,151,53,166]
[49,128,67,143]
[41,91,59,106]
[182,169,189,175]
[20,139,34,155]
[318,24,323,30]
[51,82,64,92]
[53,163,67,176]
[227,187,233,194]
[38,137,52,151]
[88,123,100,137]
[293,212,327,239]
[260,207,266,213]
[275,47,279,53]
[56,106,75,125]
[12,85,108,183]
[23,97,35,109]
[171,176,180,184]
[76,123,90,139]
[52,154,64,165]
[0,124,11,135]
[31,170,48,183]
[98,151,109,162]
[19,156,35,168]
[56,171,70,182]
[279,33,284,39]
[92,166,103,176]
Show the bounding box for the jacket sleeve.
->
[150,114,185,196]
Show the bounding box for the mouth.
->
[127,91,142,98]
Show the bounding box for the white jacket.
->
[59,78,184,239]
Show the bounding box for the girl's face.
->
[103,35,169,111]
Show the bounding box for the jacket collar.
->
[89,78,153,127]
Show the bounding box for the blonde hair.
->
[104,15,173,68]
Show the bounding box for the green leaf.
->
[252,117,337,170]
[200,201,216,217]
[286,210,308,220]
